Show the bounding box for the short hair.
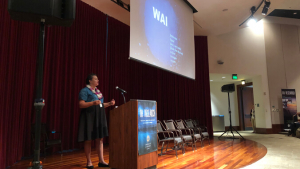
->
[86,73,97,85]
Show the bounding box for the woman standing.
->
[250,105,256,133]
[78,74,115,169]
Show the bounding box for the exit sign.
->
[232,74,238,80]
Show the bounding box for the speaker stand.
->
[28,20,45,169]
[219,92,244,140]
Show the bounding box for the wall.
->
[264,23,300,124]
[208,21,272,129]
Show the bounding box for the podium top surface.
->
[130,99,156,103]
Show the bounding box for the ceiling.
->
[209,73,254,83]
[81,0,300,36]
[263,0,300,26]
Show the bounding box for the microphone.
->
[116,86,127,93]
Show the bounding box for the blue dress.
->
[77,87,108,142]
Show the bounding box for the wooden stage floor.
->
[10,137,267,169]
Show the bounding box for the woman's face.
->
[89,76,99,87]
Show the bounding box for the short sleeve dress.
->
[77,87,108,142]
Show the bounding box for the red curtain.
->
[0,0,212,168]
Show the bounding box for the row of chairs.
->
[157,119,210,158]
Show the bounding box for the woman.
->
[78,73,115,169]
[250,105,256,133]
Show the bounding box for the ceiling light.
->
[239,6,258,27]
[241,80,246,85]
[210,80,213,81]
[247,18,257,27]
[240,1,275,27]
[262,0,271,15]
[222,77,226,78]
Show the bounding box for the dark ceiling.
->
[268,9,300,19]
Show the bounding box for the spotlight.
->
[111,0,130,12]
[247,18,257,27]
[239,2,266,27]
[262,0,271,15]
[241,80,246,85]
[250,6,256,14]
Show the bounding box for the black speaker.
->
[8,0,76,27]
[221,84,235,93]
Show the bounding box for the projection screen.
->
[130,0,195,79]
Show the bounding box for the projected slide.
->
[130,0,195,79]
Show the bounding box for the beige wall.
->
[208,21,272,128]
[264,23,300,124]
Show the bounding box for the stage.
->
[10,137,266,169]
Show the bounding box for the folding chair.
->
[164,119,194,152]
[192,119,210,146]
[176,119,201,150]
[157,120,184,159]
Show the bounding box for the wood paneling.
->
[256,128,273,134]
[272,124,284,134]
[109,100,157,169]
[10,138,267,169]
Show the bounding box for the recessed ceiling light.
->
[222,77,226,78]
[210,80,213,81]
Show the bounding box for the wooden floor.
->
[10,137,267,169]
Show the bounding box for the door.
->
[242,87,254,130]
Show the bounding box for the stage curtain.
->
[0,0,39,168]
[0,0,212,168]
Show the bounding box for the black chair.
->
[164,119,194,152]
[192,119,210,146]
[185,119,206,147]
[176,119,202,150]
[31,123,62,157]
[157,120,184,159]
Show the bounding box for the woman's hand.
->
[109,99,115,106]
[93,100,101,105]
[79,100,101,108]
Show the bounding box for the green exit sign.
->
[232,74,238,80]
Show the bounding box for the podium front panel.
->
[137,100,157,155]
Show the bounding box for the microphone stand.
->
[121,92,126,104]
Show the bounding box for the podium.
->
[109,100,158,169]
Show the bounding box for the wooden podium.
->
[109,100,158,169]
